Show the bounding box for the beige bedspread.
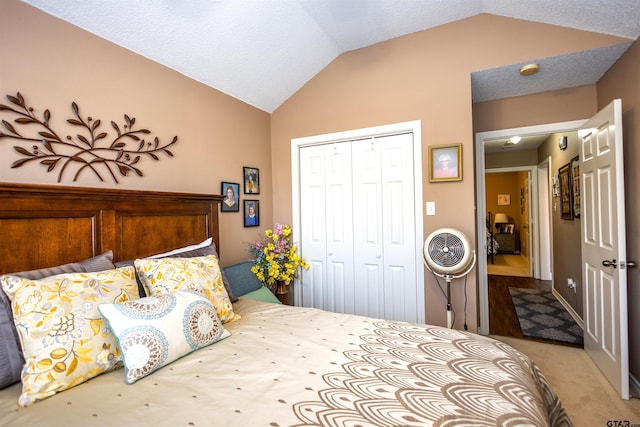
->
[0,298,571,426]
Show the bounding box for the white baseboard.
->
[552,289,584,330]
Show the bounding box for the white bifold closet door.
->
[299,132,421,323]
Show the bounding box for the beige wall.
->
[486,172,523,231]
[0,0,272,266]
[473,84,598,132]
[485,149,538,169]
[539,132,583,316]
[272,14,625,329]
[597,38,640,382]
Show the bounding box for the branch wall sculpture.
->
[0,92,178,183]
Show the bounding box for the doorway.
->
[475,120,586,336]
[485,168,534,278]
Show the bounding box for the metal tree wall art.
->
[0,92,178,183]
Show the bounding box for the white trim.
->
[475,120,586,335]
[291,121,424,319]
[537,157,553,281]
[553,288,584,330]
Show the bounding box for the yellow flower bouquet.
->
[249,224,309,287]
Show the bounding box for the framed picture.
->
[497,194,511,206]
[243,199,260,227]
[571,156,580,218]
[559,162,573,220]
[429,144,462,182]
[220,181,240,212]
[552,174,560,197]
[243,166,260,194]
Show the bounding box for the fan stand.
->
[444,274,454,329]
[426,255,476,329]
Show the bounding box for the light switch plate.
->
[426,201,435,216]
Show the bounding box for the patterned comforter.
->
[0,298,572,426]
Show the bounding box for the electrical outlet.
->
[567,278,577,292]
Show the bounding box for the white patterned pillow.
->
[0,267,139,407]
[134,255,240,323]
[98,291,230,384]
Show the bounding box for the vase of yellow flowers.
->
[249,224,309,298]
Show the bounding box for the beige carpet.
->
[493,335,640,425]
[487,253,530,277]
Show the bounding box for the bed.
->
[0,183,572,426]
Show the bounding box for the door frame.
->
[537,156,553,281]
[475,120,586,335]
[291,120,424,313]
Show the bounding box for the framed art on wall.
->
[571,156,580,218]
[244,199,259,227]
[429,144,462,182]
[243,166,260,194]
[497,194,511,206]
[220,182,240,212]
[559,162,573,220]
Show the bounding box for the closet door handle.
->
[328,250,333,256]
[376,253,382,259]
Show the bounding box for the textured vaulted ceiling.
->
[21,0,640,113]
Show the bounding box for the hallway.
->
[486,253,530,277]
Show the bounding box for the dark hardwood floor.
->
[488,274,580,347]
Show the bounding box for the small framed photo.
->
[571,156,581,218]
[244,200,260,227]
[559,162,573,220]
[243,166,260,194]
[429,144,462,182]
[497,194,511,206]
[220,182,240,212]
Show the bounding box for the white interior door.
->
[580,99,629,399]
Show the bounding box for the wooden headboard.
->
[0,183,223,275]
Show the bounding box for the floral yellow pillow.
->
[134,256,239,323]
[0,267,140,407]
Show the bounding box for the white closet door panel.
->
[300,145,327,308]
[328,260,348,313]
[325,144,355,313]
[380,133,419,322]
[351,139,384,318]
[300,143,354,311]
[354,263,383,317]
[387,265,407,321]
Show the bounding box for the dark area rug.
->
[508,287,583,346]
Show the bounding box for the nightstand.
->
[495,233,516,254]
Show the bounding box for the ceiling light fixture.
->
[509,136,522,144]
[519,63,539,76]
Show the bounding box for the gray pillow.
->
[223,261,264,298]
[0,251,115,390]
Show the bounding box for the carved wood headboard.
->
[0,183,223,275]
